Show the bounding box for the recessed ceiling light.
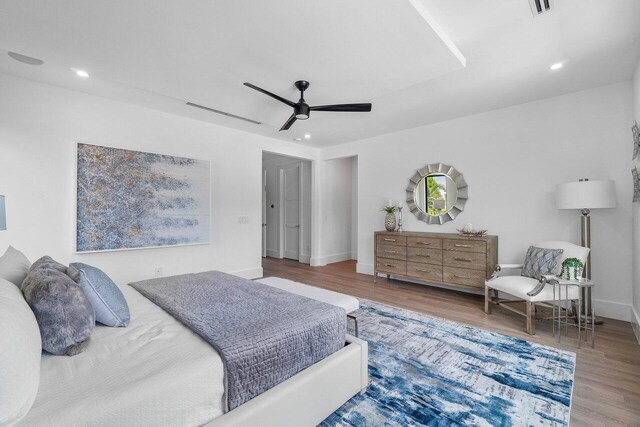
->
[304,133,311,139]
[549,62,563,71]
[7,51,44,66]
[294,137,302,142]
[74,69,89,78]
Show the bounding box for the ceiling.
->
[1,0,639,147]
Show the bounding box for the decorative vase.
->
[384,212,397,232]
[561,266,583,280]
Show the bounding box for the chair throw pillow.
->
[0,246,31,287]
[521,246,563,280]
[70,263,130,327]
[21,256,95,356]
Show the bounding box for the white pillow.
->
[0,278,41,425]
[0,246,31,287]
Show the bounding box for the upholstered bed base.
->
[206,334,368,427]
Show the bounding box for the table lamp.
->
[0,195,6,230]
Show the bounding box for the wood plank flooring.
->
[262,257,640,426]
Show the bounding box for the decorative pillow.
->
[0,246,31,287]
[0,278,41,425]
[521,246,564,279]
[21,256,95,356]
[70,263,130,327]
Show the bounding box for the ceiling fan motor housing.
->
[295,103,310,120]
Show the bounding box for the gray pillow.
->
[521,246,564,279]
[0,246,31,287]
[21,256,95,356]
[70,263,130,327]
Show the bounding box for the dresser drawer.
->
[407,236,442,249]
[376,258,406,275]
[407,247,442,265]
[443,239,486,253]
[407,262,443,282]
[376,234,407,246]
[443,267,486,288]
[443,251,486,271]
[376,244,407,261]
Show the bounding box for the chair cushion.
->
[0,278,41,425]
[536,241,590,275]
[521,246,563,279]
[487,275,579,302]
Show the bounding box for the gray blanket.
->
[129,271,346,411]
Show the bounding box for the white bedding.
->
[17,284,225,427]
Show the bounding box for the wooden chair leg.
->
[526,302,536,335]
[484,285,491,314]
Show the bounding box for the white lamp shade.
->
[555,180,617,210]
[0,195,5,230]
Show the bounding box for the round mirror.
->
[406,163,468,225]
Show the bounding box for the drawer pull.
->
[417,254,430,258]
[384,264,397,268]
[384,250,398,254]
[454,274,470,279]
[454,257,472,262]
[455,244,471,248]
[417,242,431,245]
[384,238,397,242]
[415,268,430,273]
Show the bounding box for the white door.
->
[280,163,300,260]
[262,168,267,258]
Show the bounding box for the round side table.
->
[551,278,595,348]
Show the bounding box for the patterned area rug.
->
[320,300,575,427]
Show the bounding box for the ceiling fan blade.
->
[310,103,372,112]
[279,114,297,131]
[244,82,295,107]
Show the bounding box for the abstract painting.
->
[633,167,640,203]
[632,121,639,160]
[76,143,210,252]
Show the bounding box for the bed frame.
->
[206,334,368,427]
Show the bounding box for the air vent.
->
[186,102,261,125]
[528,0,554,16]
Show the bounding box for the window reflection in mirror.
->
[414,173,458,216]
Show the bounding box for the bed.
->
[14,275,368,427]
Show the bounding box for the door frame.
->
[262,168,267,258]
[278,161,303,260]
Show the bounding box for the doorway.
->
[262,152,312,264]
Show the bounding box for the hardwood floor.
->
[263,257,640,426]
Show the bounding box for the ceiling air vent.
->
[186,102,261,125]
[528,0,554,16]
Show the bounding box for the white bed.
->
[15,281,368,427]
[16,285,225,427]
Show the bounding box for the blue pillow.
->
[70,263,130,327]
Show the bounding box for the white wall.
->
[319,156,356,264]
[323,82,634,321]
[262,152,312,263]
[0,73,319,285]
[632,59,640,339]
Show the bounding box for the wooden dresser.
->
[374,231,498,290]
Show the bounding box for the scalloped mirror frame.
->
[405,163,468,225]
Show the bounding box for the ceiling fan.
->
[243,80,372,131]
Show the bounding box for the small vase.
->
[385,212,397,232]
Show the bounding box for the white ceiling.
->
[1,0,639,147]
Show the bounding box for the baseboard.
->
[265,249,280,258]
[594,299,631,322]
[299,254,311,264]
[632,305,640,344]
[311,252,354,266]
[231,267,263,280]
[356,262,374,275]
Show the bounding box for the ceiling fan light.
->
[295,113,309,120]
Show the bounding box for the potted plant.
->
[381,205,397,232]
[560,258,584,280]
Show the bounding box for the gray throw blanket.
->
[129,271,346,411]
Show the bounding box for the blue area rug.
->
[321,300,575,426]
